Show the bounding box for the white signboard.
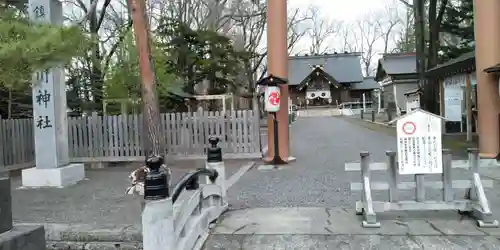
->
[443,75,465,122]
[396,110,443,175]
[444,87,463,122]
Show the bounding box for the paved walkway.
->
[227,115,397,209]
[206,207,500,249]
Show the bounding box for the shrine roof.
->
[288,52,364,85]
[375,53,417,82]
[426,51,475,78]
[387,108,447,125]
[351,77,380,90]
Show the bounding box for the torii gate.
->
[474,0,500,159]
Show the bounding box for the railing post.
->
[386,151,398,202]
[142,199,175,250]
[467,148,498,227]
[206,137,226,202]
[142,155,175,250]
[360,151,380,227]
[441,149,453,202]
[0,177,13,234]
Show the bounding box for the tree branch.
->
[399,0,413,8]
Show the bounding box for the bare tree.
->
[351,12,384,76]
[305,6,342,54]
[63,0,133,112]
[376,3,402,53]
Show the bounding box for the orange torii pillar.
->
[474,0,500,158]
[264,0,290,163]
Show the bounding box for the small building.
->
[287,52,375,107]
[374,53,418,114]
[426,51,476,136]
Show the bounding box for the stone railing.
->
[142,137,227,250]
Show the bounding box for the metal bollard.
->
[360,109,364,120]
[206,137,226,201]
[359,151,379,227]
[386,151,398,202]
[442,149,453,202]
[371,110,375,122]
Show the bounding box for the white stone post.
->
[22,0,85,187]
[206,161,226,201]
[142,198,176,250]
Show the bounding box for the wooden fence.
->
[0,110,261,168]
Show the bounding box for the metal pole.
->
[127,0,165,158]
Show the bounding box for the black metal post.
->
[272,112,286,164]
[361,110,364,120]
[144,155,169,200]
[371,110,375,122]
[0,178,12,234]
[207,137,222,163]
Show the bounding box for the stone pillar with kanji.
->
[22,0,85,187]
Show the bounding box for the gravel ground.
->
[227,115,398,209]
[9,159,251,226]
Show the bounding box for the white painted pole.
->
[206,161,226,201]
[362,93,366,112]
[378,91,381,113]
[142,198,176,250]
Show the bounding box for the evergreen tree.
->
[439,0,474,60]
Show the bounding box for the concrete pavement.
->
[205,207,500,249]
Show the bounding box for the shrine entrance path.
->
[227,115,398,209]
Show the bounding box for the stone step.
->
[297,109,342,117]
[203,207,500,249]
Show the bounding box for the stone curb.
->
[46,241,143,250]
[17,223,141,243]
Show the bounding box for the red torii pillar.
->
[264,0,290,163]
[474,0,500,158]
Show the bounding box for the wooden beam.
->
[465,74,473,141]
[439,78,445,117]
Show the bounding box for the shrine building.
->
[287,52,378,107]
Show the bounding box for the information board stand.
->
[345,109,499,228]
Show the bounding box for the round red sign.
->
[402,121,416,135]
[268,91,280,106]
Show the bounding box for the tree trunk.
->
[423,0,448,114]
[128,0,165,158]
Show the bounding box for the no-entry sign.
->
[402,121,416,135]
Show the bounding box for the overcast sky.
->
[286,0,407,74]
[289,0,392,22]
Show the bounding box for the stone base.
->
[262,156,296,164]
[0,225,45,250]
[21,164,85,188]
